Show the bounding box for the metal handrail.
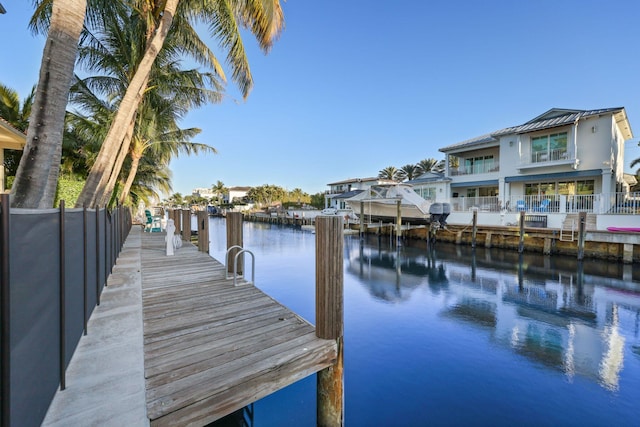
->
[225,245,255,286]
[225,245,243,279]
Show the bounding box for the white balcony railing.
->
[449,192,640,215]
[519,149,575,167]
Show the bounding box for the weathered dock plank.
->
[140,233,337,426]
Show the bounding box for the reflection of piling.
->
[226,212,243,275]
[518,211,525,253]
[316,216,344,427]
[471,209,478,249]
[577,212,586,261]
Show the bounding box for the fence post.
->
[59,201,66,390]
[182,209,191,241]
[95,207,101,305]
[83,206,88,336]
[226,213,243,275]
[1,194,11,427]
[316,216,344,427]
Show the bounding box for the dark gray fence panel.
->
[10,211,61,427]
[64,210,85,366]
[97,209,106,296]
[85,211,97,314]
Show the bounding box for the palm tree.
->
[0,84,34,178]
[398,164,420,181]
[66,4,222,206]
[77,0,285,208]
[211,180,227,203]
[378,166,400,181]
[417,158,440,175]
[10,0,87,208]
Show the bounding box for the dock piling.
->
[471,208,478,249]
[577,212,587,260]
[226,212,244,275]
[315,216,344,427]
[518,211,525,253]
[181,209,190,241]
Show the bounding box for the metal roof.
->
[440,107,632,153]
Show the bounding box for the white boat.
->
[345,183,450,225]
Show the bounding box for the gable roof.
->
[440,107,633,153]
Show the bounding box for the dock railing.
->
[0,195,131,427]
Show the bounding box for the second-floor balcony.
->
[519,149,576,169]
[450,160,499,176]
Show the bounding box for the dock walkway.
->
[43,228,337,426]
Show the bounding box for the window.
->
[531,132,567,162]
[417,187,436,200]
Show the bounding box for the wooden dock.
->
[140,233,337,426]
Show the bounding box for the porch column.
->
[601,169,613,194]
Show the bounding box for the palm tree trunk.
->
[119,153,141,205]
[11,0,86,208]
[75,0,179,208]
[98,111,137,206]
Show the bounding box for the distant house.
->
[325,177,396,209]
[224,186,251,204]
[405,171,451,203]
[439,107,634,216]
[0,117,26,192]
[191,187,215,199]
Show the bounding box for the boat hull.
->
[349,200,430,225]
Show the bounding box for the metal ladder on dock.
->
[560,219,575,242]
[225,245,255,286]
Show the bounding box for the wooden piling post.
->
[471,208,478,248]
[577,211,586,260]
[197,211,209,252]
[316,216,344,427]
[518,211,525,253]
[181,209,191,241]
[172,209,181,235]
[359,201,365,239]
[396,200,402,247]
[226,212,244,275]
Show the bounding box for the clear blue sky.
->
[1,0,639,197]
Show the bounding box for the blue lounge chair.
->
[534,199,550,212]
[516,200,526,211]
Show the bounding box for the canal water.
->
[207,218,640,427]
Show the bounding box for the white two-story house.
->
[439,107,635,227]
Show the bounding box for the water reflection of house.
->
[438,256,640,391]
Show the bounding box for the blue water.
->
[207,218,640,427]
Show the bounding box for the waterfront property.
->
[434,107,637,229]
[326,107,639,231]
